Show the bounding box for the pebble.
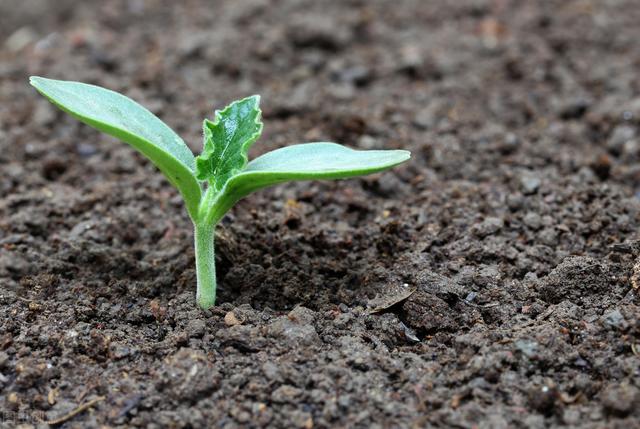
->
[5,26,37,52]
[520,172,541,195]
[271,385,303,403]
[464,292,477,303]
[538,228,558,246]
[261,361,281,381]
[472,217,504,238]
[413,105,439,130]
[224,311,242,326]
[506,193,524,211]
[32,102,56,126]
[499,133,520,155]
[600,309,628,331]
[110,342,135,360]
[76,143,98,157]
[515,339,539,359]
[607,125,636,155]
[0,352,9,368]
[357,135,379,150]
[523,212,542,230]
[559,98,590,119]
[399,44,422,69]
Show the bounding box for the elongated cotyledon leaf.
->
[204,143,411,223]
[29,76,202,218]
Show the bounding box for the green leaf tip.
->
[195,95,263,190]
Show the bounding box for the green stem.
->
[194,221,216,309]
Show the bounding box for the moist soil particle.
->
[1,0,640,427]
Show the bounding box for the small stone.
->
[520,172,541,195]
[110,342,134,360]
[559,98,590,119]
[0,352,9,368]
[539,228,558,246]
[375,173,406,197]
[262,362,281,381]
[515,339,539,359]
[600,309,628,331]
[224,311,242,326]
[523,212,542,230]
[48,389,58,405]
[590,154,612,180]
[69,220,95,240]
[498,133,520,155]
[76,143,98,157]
[472,217,504,238]
[271,385,303,403]
[5,27,37,52]
[400,44,422,70]
[507,193,524,211]
[413,105,439,130]
[235,411,252,424]
[357,135,378,150]
[33,103,56,126]
[396,44,441,79]
[623,139,640,157]
[607,125,636,155]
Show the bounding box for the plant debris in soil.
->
[1,0,639,427]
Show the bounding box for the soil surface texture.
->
[1,0,640,427]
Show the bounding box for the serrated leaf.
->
[205,143,411,223]
[29,76,202,218]
[195,95,263,191]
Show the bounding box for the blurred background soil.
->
[0,0,639,427]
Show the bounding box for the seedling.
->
[30,77,410,309]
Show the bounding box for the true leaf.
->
[195,95,263,191]
[29,76,201,218]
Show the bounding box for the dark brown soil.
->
[1,0,640,427]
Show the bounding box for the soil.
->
[1,0,640,427]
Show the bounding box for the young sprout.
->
[30,77,410,309]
